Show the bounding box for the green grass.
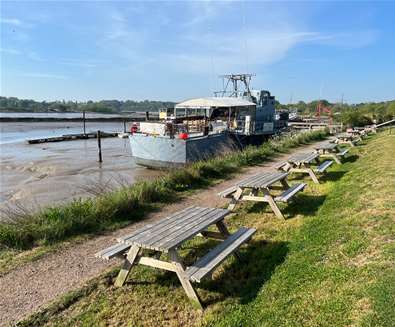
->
[0,130,327,251]
[17,132,394,327]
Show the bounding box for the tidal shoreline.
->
[0,121,163,218]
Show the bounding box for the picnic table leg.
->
[263,189,284,219]
[332,153,341,164]
[216,221,241,260]
[282,162,291,172]
[228,187,243,211]
[307,168,320,184]
[168,250,203,310]
[304,164,320,184]
[114,245,140,287]
[216,220,230,237]
[280,178,290,189]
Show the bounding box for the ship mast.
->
[214,73,255,98]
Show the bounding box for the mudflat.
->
[0,122,162,217]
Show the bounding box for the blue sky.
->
[1,1,394,104]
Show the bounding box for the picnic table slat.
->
[316,160,333,173]
[120,207,230,252]
[95,243,131,260]
[315,142,337,150]
[287,152,319,164]
[245,173,276,188]
[158,209,230,251]
[274,183,306,202]
[122,207,210,246]
[186,227,256,282]
[118,206,196,243]
[239,174,268,188]
[238,172,288,188]
[141,208,221,249]
[338,148,349,156]
[236,172,272,187]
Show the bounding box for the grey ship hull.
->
[129,133,237,168]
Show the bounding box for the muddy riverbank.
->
[0,122,163,218]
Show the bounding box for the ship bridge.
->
[174,97,258,135]
[174,97,255,119]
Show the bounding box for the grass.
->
[0,130,327,252]
[17,132,394,327]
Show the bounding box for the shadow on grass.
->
[128,239,288,308]
[203,239,288,305]
[319,171,346,182]
[242,194,326,219]
[282,194,327,218]
[343,154,359,163]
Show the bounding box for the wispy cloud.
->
[160,29,329,76]
[21,73,69,80]
[317,29,379,48]
[183,1,218,27]
[0,17,23,26]
[60,58,104,68]
[0,47,22,55]
[1,47,44,61]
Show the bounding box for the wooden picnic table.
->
[218,171,306,219]
[349,129,366,138]
[287,152,320,165]
[96,206,256,309]
[278,152,333,184]
[334,132,360,147]
[314,142,349,164]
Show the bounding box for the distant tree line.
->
[279,99,395,127]
[0,97,175,114]
[1,96,394,127]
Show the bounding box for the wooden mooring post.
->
[83,110,86,135]
[97,130,102,163]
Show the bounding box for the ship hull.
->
[129,132,238,169]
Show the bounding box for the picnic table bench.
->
[363,125,377,134]
[218,171,306,219]
[95,206,256,309]
[276,152,333,184]
[314,142,349,164]
[348,127,368,137]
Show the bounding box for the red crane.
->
[316,101,333,123]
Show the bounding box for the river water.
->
[0,112,126,119]
[0,119,163,218]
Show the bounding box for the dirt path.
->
[0,142,322,325]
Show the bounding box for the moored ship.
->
[129,74,285,168]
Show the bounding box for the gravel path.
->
[0,143,322,325]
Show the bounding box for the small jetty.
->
[27,131,118,144]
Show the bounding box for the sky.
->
[1,0,394,104]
